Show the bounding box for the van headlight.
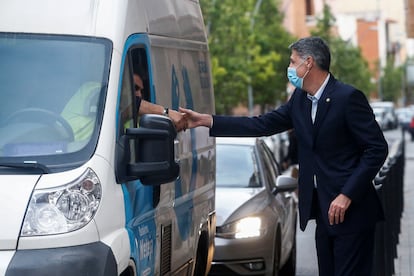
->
[21,168,101,236]
[217,217,264,239]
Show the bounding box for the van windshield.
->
[0,33,111,169]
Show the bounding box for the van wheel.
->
[194,233,208,276]
[120,259,136,276]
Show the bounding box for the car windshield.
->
[0,33,111,170]
[216,144,261,188]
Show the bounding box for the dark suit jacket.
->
[210,75,388,234]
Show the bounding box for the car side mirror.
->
[272,175,298,195]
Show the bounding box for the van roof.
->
[0,0,207,49]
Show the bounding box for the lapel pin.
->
[326,98,331,103]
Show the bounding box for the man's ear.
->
[306,56,314,69]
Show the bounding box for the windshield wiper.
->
[0,161,49,174]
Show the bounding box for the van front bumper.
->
[5,242,117,276]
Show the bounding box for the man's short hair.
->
[289,37,331,72]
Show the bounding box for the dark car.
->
[209,137,298,276]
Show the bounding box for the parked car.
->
[263,131,290,169]
[209,137,298,276]
[372,107,387,130]
[396,107,414,131]
[408,117,414,141]
[371,101,398,130]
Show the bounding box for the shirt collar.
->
[308,73,330,101]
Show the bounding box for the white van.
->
[0,0,216,275]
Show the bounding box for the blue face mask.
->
[287,67,303,89]
[287,60,309,89]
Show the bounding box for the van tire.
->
[120,259,136,276]
[193,231,209,276]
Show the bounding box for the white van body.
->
[0,0,216,275]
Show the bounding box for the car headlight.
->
[217,217,263,239]
[21,168,101,236]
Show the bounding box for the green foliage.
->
[380,58,404,102]
[311,4,374,96]
[310,3,336,43]
[329,39,375,95]
[200,0,295,114]
[201,1,381,112]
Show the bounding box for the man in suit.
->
[180,36,388,275]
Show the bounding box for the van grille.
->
[160,224,172,275]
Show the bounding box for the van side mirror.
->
[116,114,179,185]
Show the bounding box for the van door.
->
[116,33,215,275]
[116,35,160,275]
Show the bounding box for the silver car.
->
[209,137,298,276]
[371,101,398,130]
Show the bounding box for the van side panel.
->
[149,35,215,274]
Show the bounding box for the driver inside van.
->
[61,81,101,142]
[133,71,187,131]
[62,71,187,144]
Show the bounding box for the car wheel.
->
[279,234,296,276]
[272,230,281,276]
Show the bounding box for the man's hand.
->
[328,193,352,225]
[168,109,188,132]
[179,107,213,129]
[137,100,188,132]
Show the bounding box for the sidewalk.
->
[394,137,414,275]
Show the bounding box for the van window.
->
[119,55,135,129]
[131,48,150,102]
[118,46,151,163]
[0,33,111,167]
[118,46,150,130]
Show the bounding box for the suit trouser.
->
[314,200,375,276]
